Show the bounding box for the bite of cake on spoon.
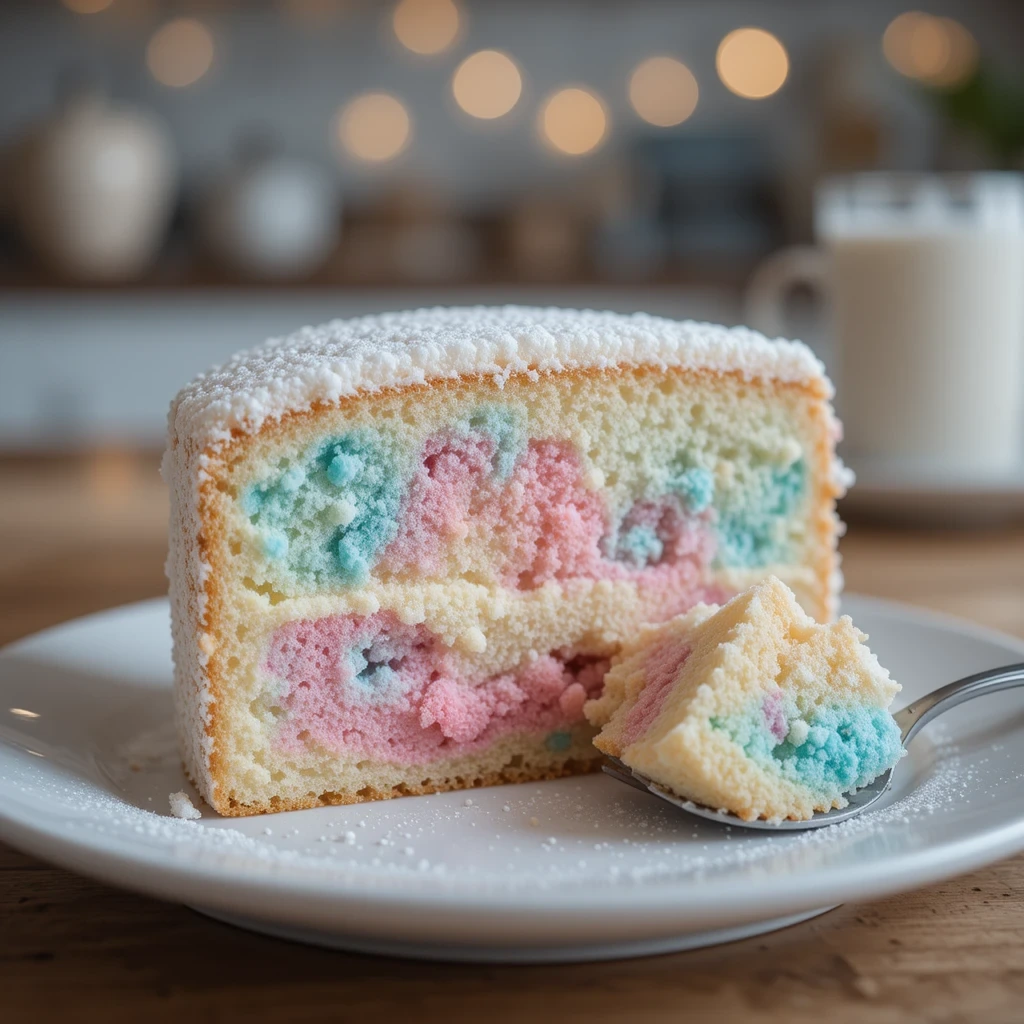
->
[585,576,904,823]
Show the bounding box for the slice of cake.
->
[586,576,902,822]
[165,306,848,815]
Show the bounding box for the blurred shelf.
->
[0,268,754,292]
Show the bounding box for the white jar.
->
[13,90,177,282]
[199,148,340,280]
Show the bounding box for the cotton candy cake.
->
[164,306,848,815]
[586,576,902,822]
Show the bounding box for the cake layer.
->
[265,609,609,761]
[588,577,902,822]
[229,367,831,598]
[165,307,846,815]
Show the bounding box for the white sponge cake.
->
[164,307,848,815]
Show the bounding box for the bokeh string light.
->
[540,87,608,156]
[392,0,460,55]
[883,11,978,88]
[84,9,982,181]
[336,92,412,162]
[935,18,981,87]
[884,12,947,79]
[716,27,789,99]
[452,50,522,120]
[146,18,215,88]
[629,56,699,127]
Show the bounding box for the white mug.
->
[746,173,1024,479]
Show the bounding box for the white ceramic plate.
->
[2,596,1024,963]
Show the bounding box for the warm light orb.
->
[9,708,40,719]
[393,0,459,55]
[934,17,980,86]
[540,87,607,156]
[716,27,789,100]
[336,92,411,162]
[884,12,946,78]
[62,0,114,13]
[147,18,215,88]
[629,56,699,127]
[452,50,522,120]
[883,12,978,87]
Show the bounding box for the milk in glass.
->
[821,175,1024,477]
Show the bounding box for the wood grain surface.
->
[2,453,1023,1024]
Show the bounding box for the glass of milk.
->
[746,173,1024,479]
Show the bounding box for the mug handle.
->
[744,245,829,339]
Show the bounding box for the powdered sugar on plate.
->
[4,708,1009,896]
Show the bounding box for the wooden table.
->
[3,453,1024,1024]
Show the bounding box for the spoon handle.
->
[894,662,1024,744]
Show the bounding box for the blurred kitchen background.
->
[2,0,1023,641]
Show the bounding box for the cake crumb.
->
[168,791,202,821]
[457,627,488,654]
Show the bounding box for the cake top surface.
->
[168,305,828,448]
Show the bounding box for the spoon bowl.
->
[602,756,895,830]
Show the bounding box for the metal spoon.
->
[602,661,1024,831]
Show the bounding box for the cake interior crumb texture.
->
[587,577,902,822]
[164,307,848,815]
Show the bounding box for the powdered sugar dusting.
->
[8,711,1016,897]
[168,307,829,449]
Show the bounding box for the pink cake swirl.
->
[266,610,609,761]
